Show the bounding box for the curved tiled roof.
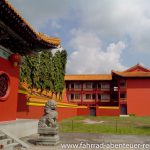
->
[123,64,150,72]
[65,74,112,81]
[0,0,60,54]
[112,71,150,78]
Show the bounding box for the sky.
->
[9,0,150,74]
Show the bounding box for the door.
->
[90,107,96,116]
[120,104,127,115]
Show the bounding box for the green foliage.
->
[19,49,67,97]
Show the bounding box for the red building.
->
[0,0,60,122]
[65,64,150,116]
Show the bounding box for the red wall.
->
[57,107,77,121]
[17,105,78,122]
[17,105,43,119]
[127,79,150,116]
[17,93,78,121]
[77,108,89,116]
[0,57,19,121]
[96,107,120,116]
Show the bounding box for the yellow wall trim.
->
[98,106,119,110]
[26,102,88,108]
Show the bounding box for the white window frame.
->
[86,94,92,99]
[74,93,81,99]
[101,82,110,89]
[101,94,110,102]
[74,83,81,89]
[84,82,92,89]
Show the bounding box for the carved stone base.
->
[36,135,60,146]
[38,127,59,135]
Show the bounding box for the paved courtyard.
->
[21,133,150,150]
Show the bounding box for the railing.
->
[69,99,81,102]
[100,99,111,102]
[67,88,110,91]
[83,99,95,102]
[101,88,110,91]
[120,98,127,103]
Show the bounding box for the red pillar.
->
[81,82,83,105]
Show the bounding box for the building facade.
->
[65,64,150,116]
[0,0,60,122]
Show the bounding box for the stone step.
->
[4,142,21,150]
[0,133,7,140]
[0,129,29,149]
[0,138,13,145]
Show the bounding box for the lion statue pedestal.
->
[36,100,60,146]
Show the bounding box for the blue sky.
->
[9,0,150,74]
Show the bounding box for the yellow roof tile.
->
[65,74,112,81]
[112,71,150,77]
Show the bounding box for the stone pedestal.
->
[36,100,60,146]
[36,134,59,146]
[36,127,60,146]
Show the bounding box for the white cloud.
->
[9,0,150,52]
[67,30,126,74]
[8,0,150,72]
[51,46,64,55]
[50,21,61,29]
[75,0,150,52]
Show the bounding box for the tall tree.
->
[53,50,62,97]
[60,50,67,98]
[19,49,67,100]
[25,54,39,91]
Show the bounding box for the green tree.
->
[20,56,30,84]
[60,50,67,98]
[53,50,62,97]
[25,54,39,91]
[19,49,67,99]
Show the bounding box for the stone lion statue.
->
[38,100,58,128]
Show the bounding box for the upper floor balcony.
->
[66,82,110,91]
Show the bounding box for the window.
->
[74,94,80,99]
[101,94,110,100]
[101,94,110,102]
[92,83,96,89]
[92,94,96,99]
[74,83,81,89]
[120,93,126,99]
[84,82,92,89]
[120,80,126,87]
[86,94,92,99]
[101,82,110,89]
[98,94,101,100]
[71,94,74,100]
[114,86,118,91]
[66,83,69,89]
[0,73,9,99]
[98,82,101,89]
[71,83,74,89]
